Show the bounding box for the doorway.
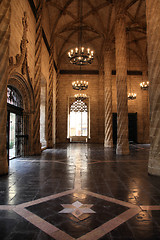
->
[7,86,23,160]
[9,113,16,159]
[112,113,137,144]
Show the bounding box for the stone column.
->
[47,52,54,148]
[56,71,60,143]
[98,65,104,143]
[146,0,160,176]
[141,71,150,143]
[115,1,129,155]
[33,0,43,155]
[0,0,11,175]
[104,49,113,147]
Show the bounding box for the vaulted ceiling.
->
[45,0,147,70]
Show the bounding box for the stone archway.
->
[8,72,35,156]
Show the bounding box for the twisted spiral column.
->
[98,66,104,143]
[33,1,43,155]
[141,71,150,143]
[0,0,11,175]
[104,50,113,147]
[55,71,60,143]
[47,52,54,148]
[146,0,160,176]
[115,10,129,155]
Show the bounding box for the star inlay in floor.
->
[59,200,95,219]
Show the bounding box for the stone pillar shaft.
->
[142,71,150,143]
[146,0,160,176]
[115,10,129,155]
[56,72,60,143]
[33,0,43,154]
[47,52,54,148]
[0,0,11,175]
[104,50,113,147]
[98,66,104,143]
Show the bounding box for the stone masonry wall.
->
[57,68,149,144]
[57,74,99,143]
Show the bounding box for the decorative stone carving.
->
[9,12,28,74]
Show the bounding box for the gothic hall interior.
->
[0,0,160,239]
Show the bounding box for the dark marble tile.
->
[27,193,128,238]
[0,143,160,240]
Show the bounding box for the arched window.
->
[70,100,88,137]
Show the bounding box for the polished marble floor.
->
[0,143,160,239]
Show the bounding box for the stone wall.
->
[56,74,99,143]
[9,0,52,154]
[57,68,149,144]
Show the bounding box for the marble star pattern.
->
[59,200,96,219]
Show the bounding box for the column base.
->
[33,144,41,155]
[116,144,129,155]
[104,140,113,148]
[47,140,53,148]
[148,165,160,177]
[0,160,8,175]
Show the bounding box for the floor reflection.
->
[0,143,160,239]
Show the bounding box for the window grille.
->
[7,86,23,108]
[70,100,88,112]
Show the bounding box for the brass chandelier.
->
[140,81,149,90]
[67,0,94,65]
[72,79,88,91]
[72,65,88,100]
[128,92,137,100]
[127,32,136,100]
[74,93,87,100]
[68,47,94,65]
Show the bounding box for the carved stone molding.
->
[9,12,28,74]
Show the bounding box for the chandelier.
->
[74,93,87,101]
[128,92,137,100]
[127,32,136,100]
[68,48,94,65]
[140,81,149,90]
[67,0,94,65]
[72,80,88,90]
[72,66,88,100]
